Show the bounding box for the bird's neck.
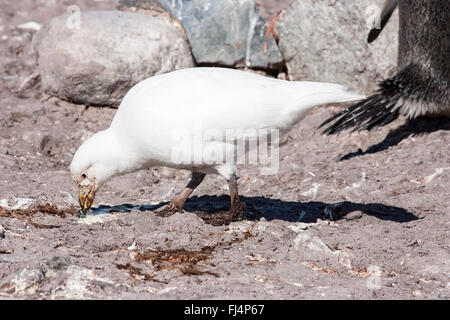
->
[91,129,146,187]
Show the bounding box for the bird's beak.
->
[79,184,95,212]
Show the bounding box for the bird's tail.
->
[291,82,366,109]
[319,85,367,105]
[319,63,447,135]
[279,82,365,134]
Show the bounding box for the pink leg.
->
[226,174,245,220]
[161,172,205,214]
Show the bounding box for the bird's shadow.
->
[338,116,450,161]
[90,195,418,225]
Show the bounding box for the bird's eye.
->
[82,173,87,178]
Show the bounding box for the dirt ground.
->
[0,0,449,300]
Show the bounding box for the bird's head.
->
[70,129,120,212]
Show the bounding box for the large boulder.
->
[119,0,284,70]
[275,0,399,92]
[33,10,194,106]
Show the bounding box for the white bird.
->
[70,67,364,220]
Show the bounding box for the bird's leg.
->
[164,172,205,214]
[226,174,245,221]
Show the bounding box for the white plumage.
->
[71,67,364,218]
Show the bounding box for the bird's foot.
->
[155,200,184,218]
[77,208,93,218]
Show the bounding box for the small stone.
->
[10,266,45,292]
[287,223,311,232]
[344,211,363,221]
[0,225,5,239]
[44,256,73,271]
[407,240,420,247]
[17,21,42,31]
[277,72,287,80]
[292,233,335,260]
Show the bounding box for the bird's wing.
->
[367,0,398,43]
[112,68,363,139]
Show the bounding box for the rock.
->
[291,233,339,265]
[44,256,73,271]
[0,225,5,239]
[257,0,297,22]
[9,266,45,293]
[119,0,284,69]
[0,197,36,210]
[287,223,312,232]
[344,211,363,221]
[34,11,194,106]
[293,233,334,256]
[17,21,42,32]
[275,0,398,92]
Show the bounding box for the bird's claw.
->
[155,201,184,217]
[77,208,93,218]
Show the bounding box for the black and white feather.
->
[321,0,450,135]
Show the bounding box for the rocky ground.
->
[0,0,449,300]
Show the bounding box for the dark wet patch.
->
[192,211,235,226]
[0,203,77,218]
[0,204,78,229]
[153,206,177,218]
[85,203,166,217]
[116,263,168,284]
[133,247,219,278]
[120,231,256,283]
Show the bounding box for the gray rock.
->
[290,233,345,272]
[4,266,46,293]
[344,211,364,221]
[44,256,73,271]
[120,0,283,69]
[275,0,398,92]
[292,233,335,259]
[34,11,194,106]
[0,225,5,239]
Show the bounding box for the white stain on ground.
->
[301,183,320,199]
[77,214,116,225]
[412,168,449,184]
[345,172,366,190]
[0,198,35,210]
[51,265,115,299]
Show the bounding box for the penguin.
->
[320,0,450,135]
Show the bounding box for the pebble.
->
[344,211,363,221]
[17,21,42,31]
[0,225,5,238]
